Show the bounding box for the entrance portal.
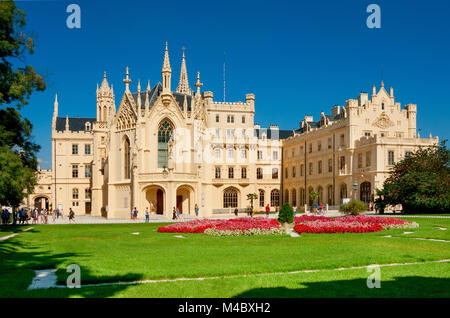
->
[156,189,164,215]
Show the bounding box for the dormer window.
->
[85,122,91,132]
[381,103,385,110]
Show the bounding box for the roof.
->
[130,82,192,111]
[253,128,294,140]
[55,117,96,132]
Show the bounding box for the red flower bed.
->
[157,217,280,234]
[294,221,383,234]
[293,214,414,234]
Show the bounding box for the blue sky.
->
[15,0,450,169]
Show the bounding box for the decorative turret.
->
[176,47,191,95]
[161,41,172,106]
[65,115,69,131]
[137,80,142,118]
[96,71,115,123]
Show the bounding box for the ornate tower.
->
[96,72,115,123]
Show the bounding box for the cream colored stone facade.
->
[25,44,284,218]
[282,81,439,209]
[24,45,438,217]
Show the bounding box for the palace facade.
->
[24,44,439,217]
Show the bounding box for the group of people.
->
[171,204,200,220]
[1,207,76,225]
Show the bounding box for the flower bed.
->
[293,215,418,234]
[157,217,281,235]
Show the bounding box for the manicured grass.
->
[0,218,449,298]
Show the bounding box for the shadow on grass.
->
[0,227,144,298]
[233,276,450,298]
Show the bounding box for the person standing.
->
[145,207,149,223]
[234,207,238,217]
[195,204,199,217]
[132,207,138,221]
[265,204,270,217]
[52,210,57,223]
[172,207,176,220]
[293,205,297,217]
[176,207,180,220]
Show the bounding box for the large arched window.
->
[123,136,131,179]
[270,189,280,207]
[291,188,297,207]
[158,119,174,168]
[317,186,323,204]
[360,181,371,203]
[223,188,238,208]
[284,189,289,204]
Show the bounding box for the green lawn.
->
[0,217,449,298]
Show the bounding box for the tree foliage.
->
[278,202,294,224]
[0,1,45,208]
[377,141,450,214]
[0,1,45,108]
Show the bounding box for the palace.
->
[24,44,439,217]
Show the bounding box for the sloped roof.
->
[55,117,95,132]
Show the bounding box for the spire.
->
[100,71,109,90]
[176,46,191,94]
[162,41,171,73]
[147,80,151,91]
[53,93,58,117]
[65,115,69,131]
[161,41,172,103]
[123,66,131,92]
[194,71,203,95]
[381,80,384,88]
[183,94,188,114]
[144,88,150,114]
[137,79,141,92]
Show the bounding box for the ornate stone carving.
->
[372,112,394,129]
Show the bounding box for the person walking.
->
[319,203,323,215]
[265,204,270,217]
[56,208,60,219]
[293,205,297,217]
[172,207,176,220]
[234,207,238,217]
[195,204,199,217]
[60,208,64,218]
[145,207,149,223]
[68,208,75,223]
[52,210,57,223]
[132,207,138,221]
[176,207,180,220]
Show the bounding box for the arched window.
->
[259,189,265,207]
[340,183,347,203]
[270,189,280,207]
[158,119,174,168]
[291,188,297,207]
[317,186,323,204]
[284,189,289,204]
[223,188,238,208]
[327,185,333,205]
[308,187,314,206]
[123,137,131,179]
[299,188,305,206]
[360,181,371,203]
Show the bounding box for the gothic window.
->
[270,189,280,207]
[124,137,131,179]
[85,188,91,200]
[241,167,247,179]
[158,119,174,168]
[291,188,297,207]
[228,167,234,179]
[388,151,395,165]
[223,188,238,208]
[340,184,347,202]
[242,116,245,124]
[215,167,221,179]
[216,114,220,123]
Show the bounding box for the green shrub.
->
[101,206,107,218]
[339,200,367,215]
[278,202,294,224]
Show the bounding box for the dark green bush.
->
[278,202,294,224]
[339,200,367,215]
[101,206,107,218]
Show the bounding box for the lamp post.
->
[353,180,358,201]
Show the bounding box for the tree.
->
[0,1,45,109]
[0,1,46,221]
[309,191,319,210]
[377,141,450,214]
[246,193,258,210]
[278,202,294,225]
